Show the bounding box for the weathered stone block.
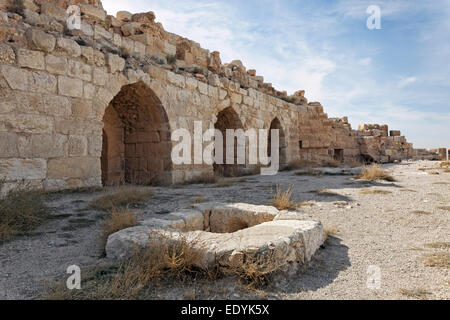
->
[32,134,67,158]
[47,157,100,179]
[105,53,125,73]
[45,54,68,75]
[25,29,56,53]
[58,76,83,98]
[0,43,15,64]
[0,158,47,181]
[56,37,81,58]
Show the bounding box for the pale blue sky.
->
[102,0,449,149]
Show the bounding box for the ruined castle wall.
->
[0,0,422,191]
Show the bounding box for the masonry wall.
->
[0,0,420,192]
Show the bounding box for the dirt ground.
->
[0,160,448,300]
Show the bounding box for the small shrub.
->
[356,164,395,182]
[272,184,296,210]
[166,54,176,64]
[10,0,25,17]
[0,182,49,242]
[100,207,138,250]
[324,227,340,245]
[90,186,153,211]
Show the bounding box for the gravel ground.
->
[0,160,448,300]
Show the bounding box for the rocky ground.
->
[0,160,448,300]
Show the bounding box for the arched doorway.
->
[268,118,287,167]
[101,82,172,186]
[214,107,245,177]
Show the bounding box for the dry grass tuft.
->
[90,186,153,211]
[439,161,450,168]
[356,164,395,182]
[398,288,431,300]
[423,252,450,269]
[432,182,449,185]
[46,231,209,300]
[297,201,315,207]
[324,226,340,244]
[0,181,49,242]
[437,206,450,212]
[360,188,392,195]
[100,207,138,250]
[400,189,417,193]
[228,251,281,289]
[190,196,207,204]
[425,242,450,249]
[411,210,433,215]
[272,184,296,210]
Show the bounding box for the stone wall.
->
[0,0,433,191]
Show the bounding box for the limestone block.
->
[58,76,83,98]
[68,135,88,156]
[231,92,243,104]
[167,72,185,88]
[185,77,198,90]
[198,81,208,95]
[47,157,100,179]
[80,46,94,64]
[93,67,108,85]
[29,71,57,94]
[79,4,107,22]
[55,119,102,136]
[25,29,56,53]
[40,2,67,22]
[117,11,132,23]
[68,60,92,81]
[17,48,45,70]
[105,53,125,73]
[42,94,71,118]
[0,158,47,181]
[0,114,54,134]
[83,82,96,99]
[45,54,68,75]
[56,37,81,58]
[71,98,91,119]
[0,44,15,64]
[0,65,30,91]
[93,50,105,67]
[0,132,18,157]
[31,134,67,158]
[87,135,102,157]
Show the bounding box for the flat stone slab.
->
[106,203,324,274]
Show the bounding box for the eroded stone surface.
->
[105,203,324,274]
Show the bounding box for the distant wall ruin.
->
[0,0,445,191]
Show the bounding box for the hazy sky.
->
[102,0,449,149]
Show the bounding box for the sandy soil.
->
[0,160,448,300]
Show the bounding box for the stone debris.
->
[106,203,324,273]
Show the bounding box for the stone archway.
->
[214,107,245,177]
[268,118,287,166]
[101,82,172,186]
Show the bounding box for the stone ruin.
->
[106,202,325,274]
[0,0,447,191]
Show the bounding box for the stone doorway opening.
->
[334,149,344,163]
[213,107,245,177]
[268,118,287,167]
[101,82,172,186]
